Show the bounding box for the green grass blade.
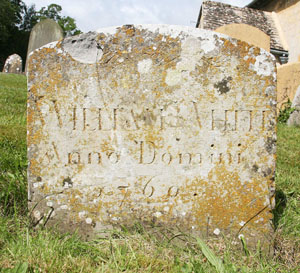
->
[14,262,28,273]
[197,238,225,273]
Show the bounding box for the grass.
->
[0,73,27,217]
[0,72,299,272]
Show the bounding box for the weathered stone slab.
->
[25,19,64,71]
[287,85,300,126]
[2,54,22,73]
[27,25,276,248]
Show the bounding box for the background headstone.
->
[27,25,276,248]
[287,86,300,126]
[2,54,22,74]
[25,19,64,72]
[277,62,300,112]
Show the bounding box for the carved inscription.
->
[87,177,181,202]
[66,140,243,166]
[143,177,155,197]
[68,151,120,164]
[72,107,270,132]
[33,100,274,132]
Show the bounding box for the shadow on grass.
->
[272,189,287,229]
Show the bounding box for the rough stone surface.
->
[287,85,300,126]
[27,25,276,248]
[2,54,22,74]
[26,19,63,71]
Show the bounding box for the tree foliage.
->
[0,0,23,68]
[19,3,39,32]
[0,1,81,70]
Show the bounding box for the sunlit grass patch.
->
[0,73,27,216]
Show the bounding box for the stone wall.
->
[276,1,300,63]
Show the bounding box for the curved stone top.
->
[27,19,64,55]
[2,53,22,74]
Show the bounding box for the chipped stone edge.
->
[96,24,274,55]
[28,24,275,60]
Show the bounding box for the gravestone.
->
[2,54,22,74]
[277,62,300,112]
[287,86,300,126]
[25,19,63,71]
[27,25,276,248]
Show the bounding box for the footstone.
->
[25,19,63,72]
[2,54,22,74]
[27,25,276,249]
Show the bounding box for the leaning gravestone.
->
[27,25,276,249]
[2,54,22,74]
[25,19,63,71]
